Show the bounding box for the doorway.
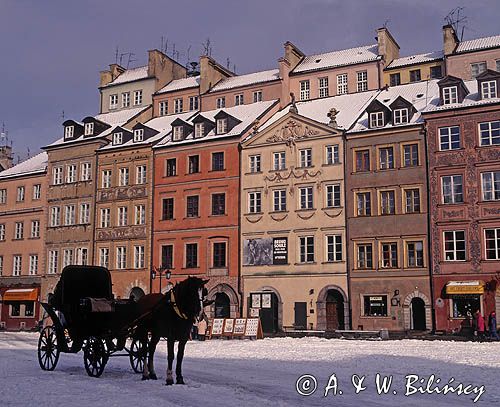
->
[410,297,426,330]
[294,302,307,329]
[215,292,230,318]
[326,289,345,331]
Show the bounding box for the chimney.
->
[377,27,400,64]
[443,24,459,56]
[279,42,304,107]
[99,63,125,87]
[199,55,233,94]
[0,145,13,171]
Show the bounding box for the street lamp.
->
[151,265,171,293]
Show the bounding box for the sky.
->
[1,0,499,161]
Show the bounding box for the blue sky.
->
[1,0,499,161]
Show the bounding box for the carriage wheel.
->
[129,337,146,374]
[83,337,108,378]
[38,326,60,371]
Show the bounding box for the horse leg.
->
[165,339,175,386]
[148,334,160,380]
[140,330,150,381]
[175,340,186,385]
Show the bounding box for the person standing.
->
[476,311,486,342]
[489,312,499,341]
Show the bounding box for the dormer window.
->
[442,86,458,105]
[84,122,94,136]
[65,126,74,139]
[216,118,228,135]
[195,123,205,138]
[369,112,384,128]
[134,129,144,142]
[481,81,497,99]
[113,132,123,145]
[173,126,184,141]
[393,108,409,125]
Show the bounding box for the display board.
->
[211,318,225,336]
[208,318,263,339]
[223,318,234,335]
[233,318,247,335]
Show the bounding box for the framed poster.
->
[251,293,261,308]
[243,239,273,266]
[233,318,247,335]
[223,318,235,334]
[250,308,260,317]
[273,237,288,265]
[262,293,271,309]
[211,318,225,336]
[244,318,260,337]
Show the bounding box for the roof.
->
[157,76,200,94]
[455,34,500,54]
[155,100,278,149]
[104,66,150,87]
[210,69,280,92]
[386,51,444,69]
[0,151,48,179]
[293,44,380,74]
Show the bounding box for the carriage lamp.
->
[151,266,171,293]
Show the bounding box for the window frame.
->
[443,230,466,262]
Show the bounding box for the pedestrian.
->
[198,317,207,341]
[475,310,485,342]
[489,311,499,341]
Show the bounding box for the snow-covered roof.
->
[104,66,150,87]
[157,76,200,94]
[350,80,440,132]
[293,44,380,74]
[386,51,443,69]
[455,34,500,54]
[210,69,280,92]
[0,152,48,179]
[155,100,278,149]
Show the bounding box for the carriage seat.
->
[80,297,114,313]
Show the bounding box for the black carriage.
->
[37,266,147,377]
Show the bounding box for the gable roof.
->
[455,34,500,54]
[157,76,200,94]
[103,66,151,87]
[210,69,280,92]
[386,51,443,70]
[0,152,48,179]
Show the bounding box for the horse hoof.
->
[141,376,150,381]
[176,377,185,385]
[150,374,158,380]
[165,379,174,386]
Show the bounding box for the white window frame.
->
[479,121,500,146]
[249,155,261,173]
[253,91,263,103]
[485,228,500,260]
[116,246,127,269]
[133,90,143,106]
[12,255,22,276]
[235,94,244,106]
[16,186,25,202]
[100,208,111,228]
[481,80,497,99]
[53,166,63,185]
[216,118,228,134]
[64,205,76,226]
[14,222,24,239]
[99,248,109,268]
[481,171,500,201]
[248,191,262,213]
[118,206,128,227]
[80,162,92,181]
[299,186,314,210]
[48,250,59,274]
[135,204,146,225]
[50,207,61,227]
[337,73,348,95]
[119,167,129,187]
[173,126,184,141]
[65,126,74,138]
[113,132,123,145]
[318,77,329,98]
[471,62,487,78]
[159,101,168,116]
[299,148,312,168]
[299,236,315,263]
[29,254,39,275]
[216,97,225,109]
[84,122,94,136]
[109,94,118,110]
[326,234,342,262]
[299,80,310,100]
[66,164,77,184]
[442,86,458,105]
[443,230,466,261]
[31,220,40,238]
[134,128,144,142]
[369,111,384,128]
[441,175,463,204]
[325,145,339,165]
[134,246,145,269]
[63,249,74,268]
[273,189,287,212]
[136,165,147,185]
[273,151,286,170]
[357,71,368,92]
[76,247,88,265]
[326,184,341,208]
[393,108,409,125]
[79,203,90,224]
[102,170,112,188]
[189,96,199,111]
[0,224,4,241]
[194,122,204,138]
[0,189,6,204]
[122,92,130,108]
[174,98,183,113]
[439,126,461,150]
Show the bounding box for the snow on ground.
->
[0,332,499,407]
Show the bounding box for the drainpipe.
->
[237,142,244,317]
[343,131,353,330]
[149,149,156,295]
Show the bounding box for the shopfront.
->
[0,287,40,331]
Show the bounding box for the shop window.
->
[363,295,388,317]
[451,295,480,318]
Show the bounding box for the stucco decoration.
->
[264,167,322,197]
[289,92,298,114]
[327,108,339,128]
[265,119,319,147]
[97,225,147,240]
[98,185,148,202]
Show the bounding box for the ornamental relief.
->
[265,119,320,147]
[482,207,500,216]
[264,167,322,196]
[98,185,148,202]
[97,226,147,241]
[440,208,464,219]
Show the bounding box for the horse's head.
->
[174,277,209,322]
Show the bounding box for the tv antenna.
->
[61,110,65,121]
[444,7,468,41]
[160,36,169,55]
[0,122,8,146]
[202,38,212,57]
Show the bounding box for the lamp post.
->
[151,265,171,293]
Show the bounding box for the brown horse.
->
[135,277,209,385]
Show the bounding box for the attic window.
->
[216,118,228,135]
[65,126,74,139]
[134,129,144,142]
[84,122,94,136]
[393,108,409,125]
[481,81,497,99]
[442,86,458,105]
[173,126,184,141]
[195,123,205,138]
[113,132,123,145]
[369,112,384,128]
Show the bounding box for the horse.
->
[135,276,209,385]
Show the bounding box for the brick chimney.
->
[279,41,304,107]
[377,27,400,65]
[147,49,187,91]
[199,55,233,94]
[99,63,125,87]
[443,24,459,56]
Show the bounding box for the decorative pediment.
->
[265,119,320,146]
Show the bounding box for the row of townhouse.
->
[1,24,499,333]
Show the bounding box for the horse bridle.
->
[169,285,208,322]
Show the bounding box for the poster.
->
[262,293,272,309]
[250,308,260,317]
[233,318,247,334]
[223,319,234,334]
[251,293,261,308]
[273,237,288,264]
[243,238,273,266]
[211,318,225,335]
[244,318,260,337]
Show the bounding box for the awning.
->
[446,281,484,295]
[2,288,39,302]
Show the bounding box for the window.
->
[12,255,22,276]
[380,190,395,215]
[471,62,487,78]
[166,158,177,176]
[273,189,287,212]
[212,152,224,171]
[326,184,341,208]
[326,235,342,262]
[162,198,174,220]
[159,101,168,116]
[174,98,183,113]
[14,222,23,239]
[216,97,225,109]
[116,247,127,269]
[0,189,6,204]
[357,244,373,268]
[497,60,500,72]
[299,148,312,168]
[81,163,91,181]
[337,73,348,95]
[110,94,118,109]
[194,123,205,138]
[409,69,421,82]
[248,191,262,213]
[50,207,61,227]
[213,242,227,268]
[30,220,40,238]
[134,246,145,269]
[381,243,398,268]
[444,231,466,261]
[113,132,123,145]
[439,126,460,150]
[363,295,388,317]
[299,236,314,263]
[161,245,173,268]
[134,128,144,142]
[79,203,90,224]
[0,256,3,275]
[188,155,199,174]
[357,71,368,92]
[118,206,128,226]
[482,171,500,201]
[64,205,75,226]
[379,147,394,169]
[102,170,112,188]
[133,90,143,105]
[216,118,227,134]
[189,96,199,111]
[10,303,21,317]
[0,224,4,241]
[355,149,370,172]
[119,168,129,186]
[370,112,384,128]
[122,92,130,108]
[212,193,226,215]
[356,192,371,216]
[451,296,480,319]
[134,205,146,225]
[63,249,74,268]
[16,186,25,202]
[64,125,74,139]
[253,91,263,103]
[48,250,58,274]
[99,248,109,268]
[405,189,421,213]
[249,155,261,173]
[407,241,424,267]
[481,81,497,99]
[485,228,500,260]
[84,122,94,136]
[430,65,442,79]
[136,165,147,184]
[185,243,198,268]
[77,248,88,265]
[403,144,419,167]
[53,167,63,185]
[442,175,463,204]
[273,151,286,170]
[325,145,339,165]
[394,108,409,125]
[442,86,458,105]
[173,126,184,141]
[186,195,199,218]
[66,165,77,183]
[299,186,314,209]
[319,77,329,98]
[100,208,110,228]
[299,80,310,100]
[479,121,500,146]
[235,94,244,106]
[390,73,401,86]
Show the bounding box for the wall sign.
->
[273,237,288,264]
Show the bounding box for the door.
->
[294,302,307,329]
[326,289,344,331]
[215,293,230,318]
[411,297,426,330]
[256,292,279,334]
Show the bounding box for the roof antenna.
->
[383,19,390,28]
[444,7,468,41]
[61,110,65,121]
[202,38,212,56]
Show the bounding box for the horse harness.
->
[168,289,189,321]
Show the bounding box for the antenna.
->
[186,45,192,65]
[61,110,65,121]
[115,46,119,64]
[226,57,231,70]
[202,38,211,56]
[444,7,468,41]
[383,19,390,29]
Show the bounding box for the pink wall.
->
[446,49,500,80]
